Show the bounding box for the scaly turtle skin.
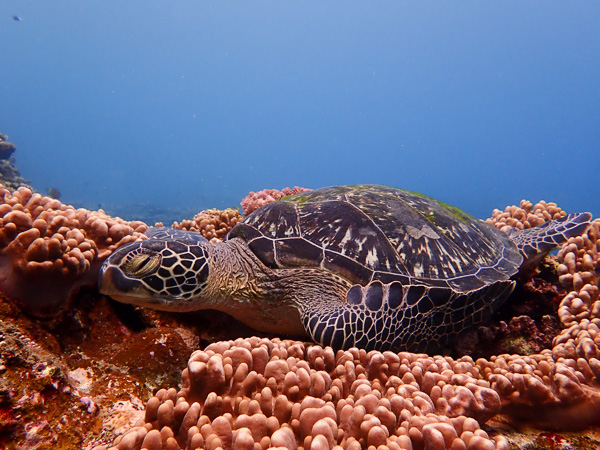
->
[98,185,592,353]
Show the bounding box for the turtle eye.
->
[122,252,162,278]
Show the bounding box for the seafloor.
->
[0,138,598,449]
[1,288,600,450]
[0,201,597,449]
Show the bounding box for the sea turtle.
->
[98,185,592,353]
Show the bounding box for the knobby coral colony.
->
[0,185,599,449]
[172,208,243,243]
[0,185,148,314]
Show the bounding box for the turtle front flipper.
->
[300,280,515,354]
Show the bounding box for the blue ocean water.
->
[1,2,598,224]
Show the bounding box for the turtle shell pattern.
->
[228,185,523,293]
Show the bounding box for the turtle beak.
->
[98,262,128,297]
[98,260,172,308]
[99,260,146,300]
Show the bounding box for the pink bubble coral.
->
[240,187,312,216]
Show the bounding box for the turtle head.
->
[98,228,211,311]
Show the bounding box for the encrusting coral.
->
[172,208,243,243]
[241,187,312,216]
[0,185,147,314]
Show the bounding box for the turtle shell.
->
[227,185,522,292]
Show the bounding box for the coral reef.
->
[172,208,243,243]
[1,193,599,449]
[0,185,147,315]
[0,133,16,160]
[0,133,31,192]
[556,218,600,291]
[240,187,312,216]
[99,203,200,229]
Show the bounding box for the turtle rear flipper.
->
[508,212,592,272]
[300,280,515,354]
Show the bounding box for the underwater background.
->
[1,1,599,223]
